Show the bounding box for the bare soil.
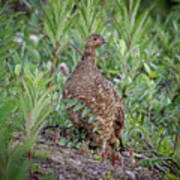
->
[35,140,165,180]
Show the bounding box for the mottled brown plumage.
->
[63,34,124,152]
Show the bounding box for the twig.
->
[173,121,180,153]
[162,157,180,169]
[27,150,34,180]
[40,124,60,133]
[154,163,167,174]
[162,160,179,175]
[71,43,82,56]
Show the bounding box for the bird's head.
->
[85,34,106,49]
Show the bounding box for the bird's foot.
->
[101,151,106,160]
[111,152,118,166]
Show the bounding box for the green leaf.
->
[93,123,99,132]
[88,114,96,123]
[130,0,140,33]
[73,103,85,112]
[82,107,91,118]
[28,49,40,62]
[15,64,22,76]
[64,98,78,109]
[144,63,151,74]
[0,98,17,122]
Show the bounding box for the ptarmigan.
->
[63,34,124,152]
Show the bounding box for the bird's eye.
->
[93,37,97,41]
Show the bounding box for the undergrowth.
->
[0,0,179,179]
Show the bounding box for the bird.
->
[62,34,124,153]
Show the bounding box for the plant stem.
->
[27,150,34,180]
[173,121,180,153]
[48,42,59,87]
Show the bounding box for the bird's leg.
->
[108,135,119,165]
[115,128,125,152]
[116,129,125,152]
[111,150,118,166]
[100,131,109,159]
[101,140,107,160]
[119,136,125,152]
[93,116,114,160]
[101,131,113,160]
[102,142,118,166]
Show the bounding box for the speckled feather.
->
[63,34,124,151]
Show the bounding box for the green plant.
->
[0,2,29,178]
[18,70,57,148]
[40,0,75,80]
[75,0,105,38]
[0,126,29,180]
[0,0,180,178]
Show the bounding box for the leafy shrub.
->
[0,0,179,178]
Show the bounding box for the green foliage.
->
[73,103,85,112]
[138,157,161,168]
[0,0,19,60]
[0,126,28,180]
[88,114,96,123]
[0,0,180,178]
[82,107,91,118]
[75,0,104,37]
[64,98,78,109]
[18,70,57,148]
[0,2,29,178]
[41,0,74,49]
[93,123,99,132]
[164,169,180,180]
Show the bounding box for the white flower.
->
[14,37,23,43]
[29,34,40,42]
[58,63,69,76]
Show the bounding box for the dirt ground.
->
[35,140,165,180]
